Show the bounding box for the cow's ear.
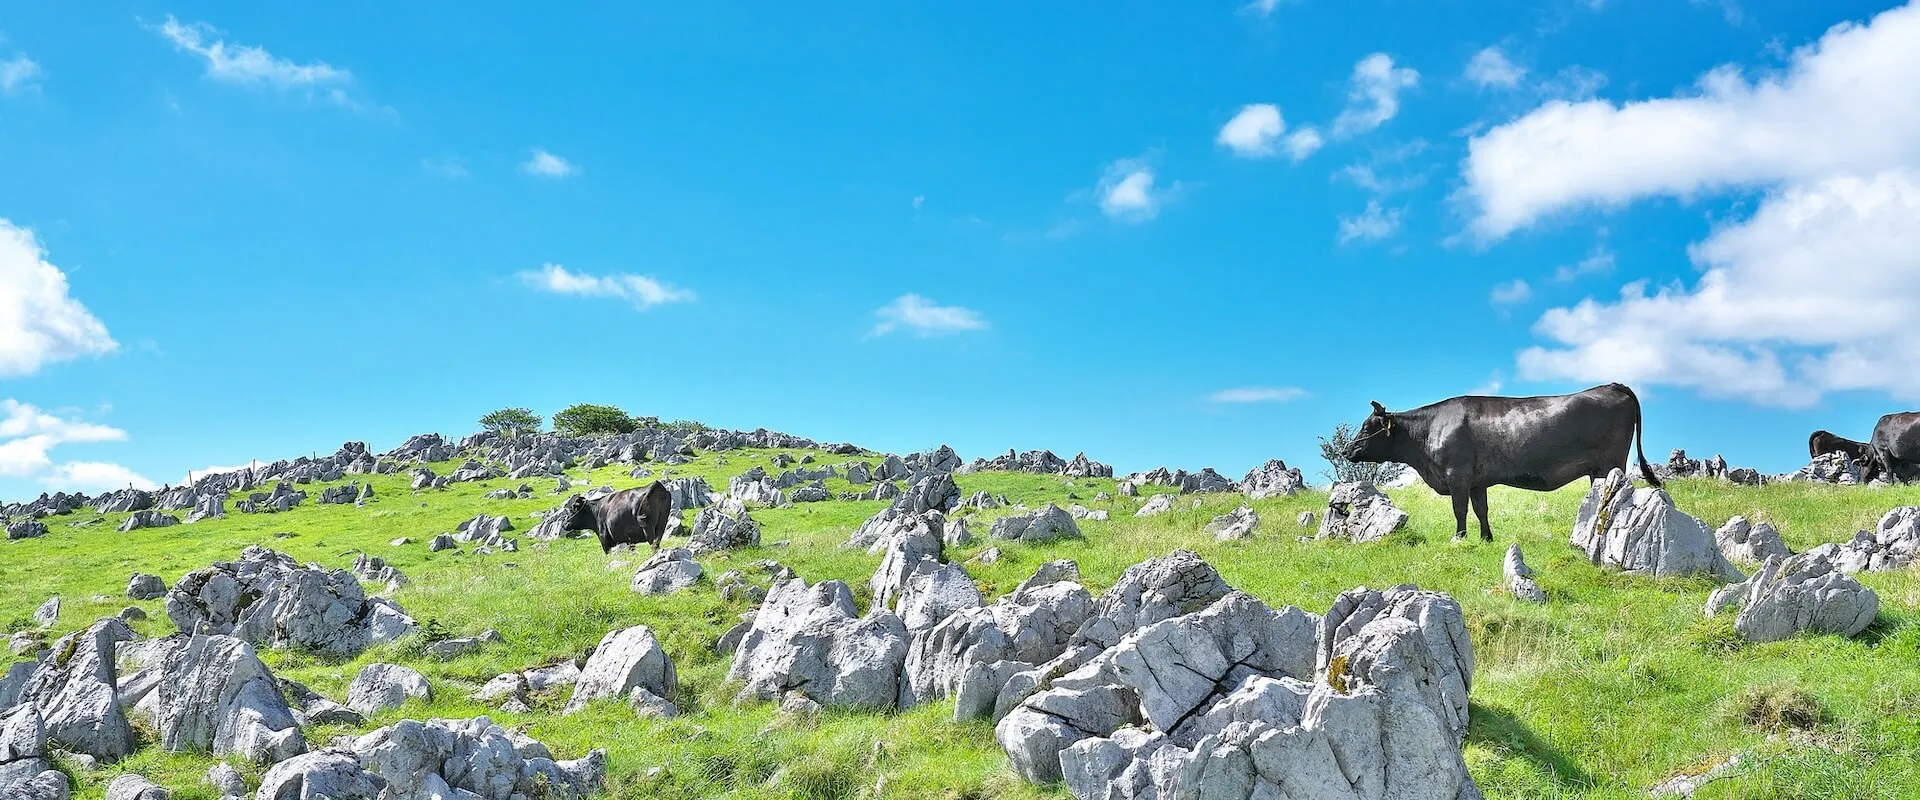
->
[1370,400,1387,415]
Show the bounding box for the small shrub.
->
[1735,684,1824,733]
[1318,423,1408,485]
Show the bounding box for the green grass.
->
[5,451,1920,799]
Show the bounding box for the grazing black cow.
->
[1343,382,1660,542]
[1808,430,1873,464]
[559,481,674,553]
[1868,412,1920,484]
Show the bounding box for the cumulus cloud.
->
[1519,170,1920,406]
[156,15,351,90]
[1333,54,1419,137]
[1096,158,1176,223]
[0,55,43,94]
[1241,0,1295,16]
[0,399,152,492]
[870,294,986,337]
[1554,244,1615,281]
[0,219,117,376]
[522,148,577,178]
[1462,3,1920,239]
[1208,387,1308,404]
[1465,47,1526,89]
[1217,104,1286,158]
[1338,200,1403,244]
[517,263,693,310]
[1481,3,1920,407]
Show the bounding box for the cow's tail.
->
[1616,383,1662,488]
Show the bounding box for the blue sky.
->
[2,0,1917,498]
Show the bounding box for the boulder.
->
[205,763,246,796]
[726,578,911,711]
[1317,585,1473,745]
[1134,494,1175,517]
[990,504,1081,543]
[893,473,961,515]
[427,534,456,552]
[184,493,226,524]
[1239,459,1306,499]
[19,618,137,760]
[565,625,678,715]
[1504,544,1546,603]
[351,716,604,800]
[105,774,169,800]
[0,704,64,800]
[1316,482,1409,542]
[897,561,984,632]
[141,634,305,764]
[1791,451,1865,484]
[687,500,760,555]
[33,597,58,627]
[165,547,416,656]
[1715,515,1791,565]
[1206,506,1260,541]
[116,509,181,532]
[867,518,945,614]
[847,506,946,551]
[7,519,49,539]
[903,578,1095,714]
[126,573,166,601]
[630,548,702,595]
[349,553,408,592]
[255,750,385,800]
[346,664,432,716]
[1705,553,1878,643]
[1571,469,1743,581]
[1060,726,1182,800]
[1804,506,1920,573]
[727,468,788,508]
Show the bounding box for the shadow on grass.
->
[1468,701,1597,791]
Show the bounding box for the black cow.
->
[1343,382,1660,542]
[1808,430,1873,464]
[559,481,674,553]
[1868,412,1920,484]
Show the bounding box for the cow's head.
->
[559,494,598,531]
[1344,401,1397,463]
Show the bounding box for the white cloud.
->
[44,462,156,492]
[156,15,351,90]
[1208,387,1308,403]
[1217,104,1286,158]
[1462,3,1920,239]
[870,294,986,337]
[1554,244,1615,281]
[0,399,151,492]
[1519,170,1920,407]
[1333,54,1419,137]
[912,195,925,211]
[522,148,577,178]
[1490,278,1533,304]
[1096,158,1175,223]
[1338,200,1403,244]
[1465,47,1526,89]
[1241,0,1295,17]
[0,55,43,94]
[1469,371,1505,395]
[0,219,117,376]
[517,263,693,310]
[1285,128,1325,161]
[422,157,467,178]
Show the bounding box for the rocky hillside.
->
[2,426,1919,800]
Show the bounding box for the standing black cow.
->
[1808,430,1873,464]
[558,481,675,552]
[1868,412,1920,484]
[1343,382,1660,542]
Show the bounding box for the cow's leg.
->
[1450,492,1470,540]
[1470,487,1493,542]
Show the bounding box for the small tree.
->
[552,403,640,438]
[478,407,542,439]
[662,419,711,434]
[1318,423,1409,485]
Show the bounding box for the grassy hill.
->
[4,446,1919,800]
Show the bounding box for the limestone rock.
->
[105,774,169,800]
[1804,506,1920,573]
[990,504,1081,543]
[255,750,384,800]
[1715,515,1791,565]
[1239,459,1305,499]
[1317,585,1474,745]
[20,617,137,760]
[726,578,911,710]
[1134,494,1175,517]
[148,634,306,764]
[1572,469,1743,581]
[1705,553,1878,643]
[1206,506,1260,541]
[630,548,702,595]
[1504,544,1546,603]
[164,547,416,657]
[345,664,432,716]
[351,716,604,800]
[687,500,760,554]
[565,625,677,715]
[1316,482,1409,542]
[126,573,166,601]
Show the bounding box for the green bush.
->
[553,404,640,437]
